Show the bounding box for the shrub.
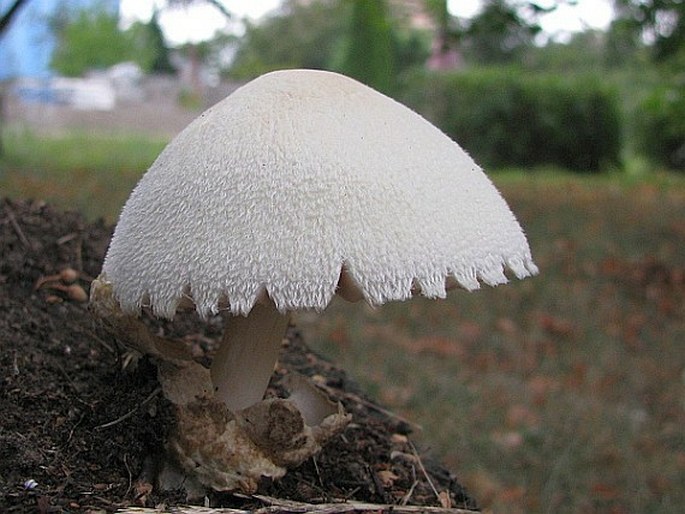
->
[635,81,685,171]
[399,69,622,172]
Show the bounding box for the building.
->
[0,0,120,80]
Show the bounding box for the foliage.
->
[133,10,174,74]
[605,14,646,65]
[391,26,432,77]
[51,3,173,76]
[228,0,429,90]
[422,0,461,58]
[400,68,622,172]
[612,0,685,62]
[335,0,395,92]
[420,0,572,67]
[461,0,541,64]
[166,0,232,20]
[525,31,612,72]
[51,5,136,76]
[228,0,347,79]
[635,77,685,170]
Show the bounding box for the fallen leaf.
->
[377,469,399,487]
[390,433,408,445]
[527,375,559,405]
[438,490,452,508]
[496,317,518,337]
[491,430,524,450]
[591,482,620,500]
[537,313,575,338]
[506,404,539,429]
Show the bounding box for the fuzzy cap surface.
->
[102,69,538,318]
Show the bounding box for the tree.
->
[612,0,685,62]
[0,0,32,157]
[51,4,178,76]
[423,0,462,69]
[51,6,137,76]
[337,0,395,93]
[526,30,611,72]
[610,2,684,170]
[229,0,347,79]
[229,0,428,88]
[128,10,174,74]
[461,0,541,64]
[166,0,232,20]
[0,0,29,36]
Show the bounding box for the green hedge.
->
[635,81,685,171]
[399,69,622,172]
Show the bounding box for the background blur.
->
[1,1,683,513]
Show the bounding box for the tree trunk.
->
[0,84,5,158]
[1,0,33,157]
[0,0,30,35]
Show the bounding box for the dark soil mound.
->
[0,198,477,513]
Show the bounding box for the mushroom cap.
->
[102,69,538,319]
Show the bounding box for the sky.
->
[119,0,615,46]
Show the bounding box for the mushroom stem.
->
[211,302,290,412]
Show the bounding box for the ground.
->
[0,197,478,512]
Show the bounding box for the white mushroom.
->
[90,68,537,492]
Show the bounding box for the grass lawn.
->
[0,130,166,222]
[2,131,684,513]
[300,178,684,513]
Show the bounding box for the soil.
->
[0,198,478,513]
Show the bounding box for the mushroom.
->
[90,69,537,493]
[35,268,87,303]
[34,267,80,289]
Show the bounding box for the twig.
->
[64,413,86,446]
[6,207,32,250]
[11,350,20,375]
[341,486,361,502]
[115,497,480,514]
[56,232,79,245]
[123,453,133,498]
[85,328,118,356]
[253,494,479,513]
[75,234,84,272]
[312,455,325,491]
[409,440,441,503]
[95,388,161,430]
[369,464,390,504]
[55,362,92,408]
[400,465,418,506]
[316,381,422,432]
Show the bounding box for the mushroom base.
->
[89,276,351,494]
[156,357,350,494]
[165,395,349,494]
